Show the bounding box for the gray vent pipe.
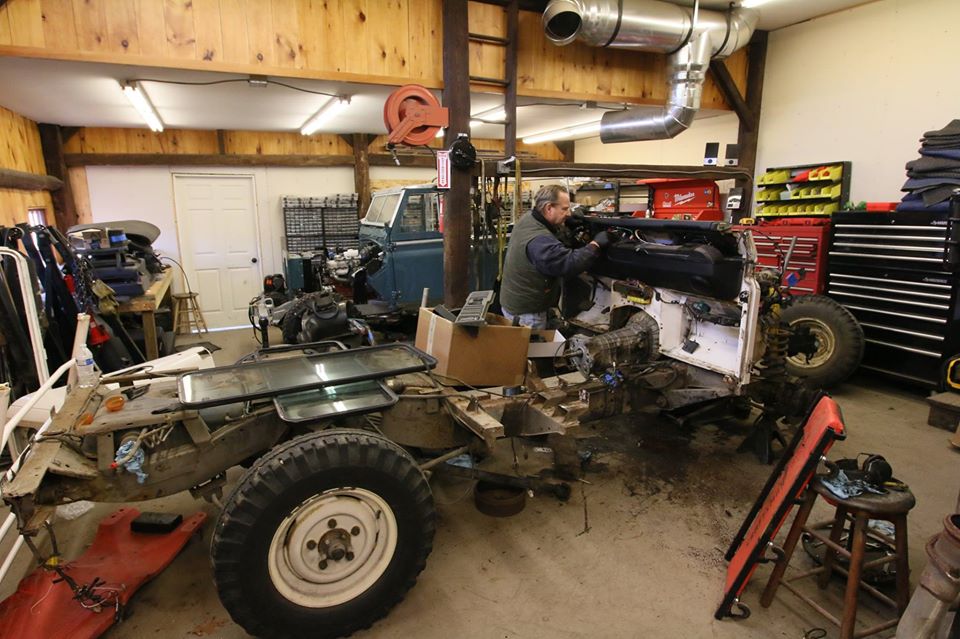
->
[542,0,758,143]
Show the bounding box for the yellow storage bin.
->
[818,165,843,181]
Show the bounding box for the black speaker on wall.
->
[725,143,741,166]
[703,142,720,166]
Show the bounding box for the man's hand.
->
[591,231,612,250]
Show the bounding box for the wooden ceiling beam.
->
[0,168,63,191]
[63,153,438,169]
[709,60,755,132]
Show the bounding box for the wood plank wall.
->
[0,105,53,228]
[64,128,565,160]
[0,0,747,108]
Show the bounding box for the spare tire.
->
[781,294,864,388]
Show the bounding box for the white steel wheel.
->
[211,429,435,639]
[268,487,398,608]
[786,317,835,369]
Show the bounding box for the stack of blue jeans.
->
[898,120,960,213]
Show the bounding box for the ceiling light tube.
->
[470,106,507,127]
[120,81,164,133]
[522,120,602,144]
[301,95,351,136]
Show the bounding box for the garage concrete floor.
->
[8,328,958,638]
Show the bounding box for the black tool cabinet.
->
[826,208,960,387]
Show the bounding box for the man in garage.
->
[499,184,610,329]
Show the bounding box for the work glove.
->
[592,231,612,250]
[565,208,587,228]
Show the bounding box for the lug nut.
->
[345,551,355,561]
[351,526,360,536]
[319,560,328,569]
[330,548,345,561]
[328,519,337,529]
[306,540,317,551]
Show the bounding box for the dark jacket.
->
[499,210,599,314]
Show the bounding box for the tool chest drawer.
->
[827,210,960,386]
[736,218,830,294]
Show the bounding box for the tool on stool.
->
[760,472,916,639]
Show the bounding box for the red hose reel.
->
[383,84,449,146]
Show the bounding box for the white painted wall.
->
[86,166,359,277]
[756,0,960,203]
[574,112,740,166]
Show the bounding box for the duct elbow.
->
[542,0,586,47]
[599,103,695,143]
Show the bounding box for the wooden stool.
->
[171,292,209,335]
[761,476,915,639]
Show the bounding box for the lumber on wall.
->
[0,105,54,228]
[0,0,747,109]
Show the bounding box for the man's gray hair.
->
[533,185,569,214]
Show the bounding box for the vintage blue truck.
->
[326,185,502,310]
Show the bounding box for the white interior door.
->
[173,174,262,329]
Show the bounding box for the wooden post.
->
[352,133,372,217]
[735,31,768,219]
[37,124,78,231]
[504,0,519,158]
[442,0,472,307]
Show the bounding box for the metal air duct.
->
[542,0,758,143]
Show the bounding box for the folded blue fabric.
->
[896,200,951,212]
[902,176,960,191]
[920,148,960,160]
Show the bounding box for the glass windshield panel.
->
[364,193,400,225]
[179,345,432,407]
[401,194,425,233]
[274,381,397,422]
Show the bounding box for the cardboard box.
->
[528,329,566,358]
[415,307,530,387]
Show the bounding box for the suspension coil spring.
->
[763,325,790,380]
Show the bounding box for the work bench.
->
[118,268,174,361]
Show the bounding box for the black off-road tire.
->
[781,294,864,388]
[211,429,435,639]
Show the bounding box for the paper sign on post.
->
[437,150,451,189]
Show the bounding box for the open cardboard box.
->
[527,329,566,358]
[415,307,531,387]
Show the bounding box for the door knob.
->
[251,257,258,263]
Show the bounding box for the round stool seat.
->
[811,476,915,516]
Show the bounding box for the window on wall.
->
[27,208,47,227]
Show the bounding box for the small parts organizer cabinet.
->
[827,210,960,387]
[756,162,852,218]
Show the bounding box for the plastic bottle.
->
[75,345,99,388]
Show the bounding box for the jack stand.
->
[737,413,788,464]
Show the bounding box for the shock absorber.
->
[762,320,790,382]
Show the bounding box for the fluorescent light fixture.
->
[470,106,507,128]
[522,120,602,144]
[300,95,351,136]
[120,81,164,132]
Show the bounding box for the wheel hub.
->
[786,318,835,369]
[268,487,398,608]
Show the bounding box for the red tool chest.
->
[635,179,724,221]
[735,218,831,295]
